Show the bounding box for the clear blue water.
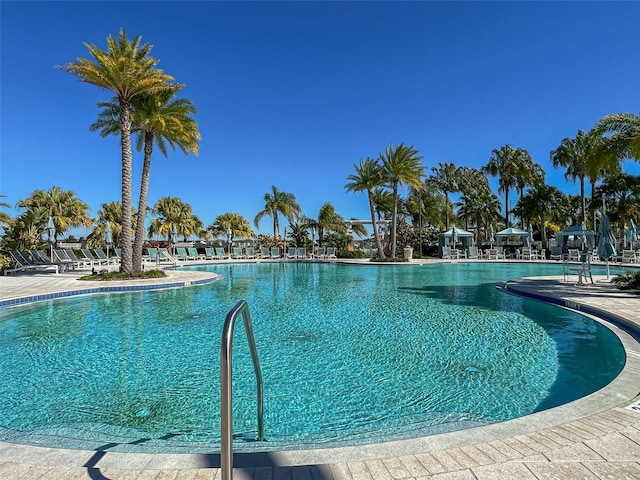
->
[0,262,626,453]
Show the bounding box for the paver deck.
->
[1,261,639,479]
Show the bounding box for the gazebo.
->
[555,224,596,250]
[495,227,531,247]
[438,226,474,257]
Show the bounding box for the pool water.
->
[0,262,626,453]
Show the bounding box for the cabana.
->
[438,226,474,257]
[555,224,596,250]
[495,227,531,247]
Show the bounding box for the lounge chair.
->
[519,247,538,261]
[176,247,190,261]
[145,247,159,263]
[188,247,204,260]
[486,248,505,260]
[245,247,256,259]
[567,249,580,262]
[325,247,337,259]
[204,247,216,260]
[270,247,281,259]
[64,248,95,269]
[441,246,452,259]
[158,248,177,263]
[296,247,307,259]
[549,246,564,261]
[94,248,118,265]
[215,247,230,260]
[621,249,637,263]
[54,249,81,270]
[82,248,107,266]
[467,246,479,259]
[286,247,297,259]
[259,247,271,259]
[232,247,245,259]
[314,246,326,259]
[5,250,61,275]
[31,249,71,270]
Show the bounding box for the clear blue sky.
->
[2,1,639,238]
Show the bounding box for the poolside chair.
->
[567,249,580,262]
[188,247,204,260]
[325,247,337,259]
[486,248,505,260]
[286,247,297,259]
[314,246,326,259]
[260,247,271,259]
[621,249,638,264]
[94,248,118,265]
[203,247,216,260]
[5,250,61,275]
[54,249,81,270]
[158,248,177,264]
[114,248,122,260]
[215,247,230,260]
[519,247,538,261]
[296,247,307,259]
[549,246,564,261]
[176,247,190,261]
[64,248,95,269]
[441,246,452,259]
[232,247,245,259]
[82,248,107,266]
[245,247,256,259]
[466,246,479,259]
[270,247,281,259]
[145,247,159,263]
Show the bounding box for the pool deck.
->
[1,260,640,479]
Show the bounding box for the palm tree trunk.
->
[504,190,510,228]
[119,100,134,274]
[391,183,398,258]
[445,192,450,230]
[580,176,586,226]
[133,133,153,273]
[369,190,385,259]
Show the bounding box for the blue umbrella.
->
[626,219,637,248]
[105,223,113,259]
[598,214,616,280]
[47,216,56,260]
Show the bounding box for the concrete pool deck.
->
[1,261,640,479]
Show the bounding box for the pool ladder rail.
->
[220,300,265,480]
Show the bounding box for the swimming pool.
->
[0,262,626,453]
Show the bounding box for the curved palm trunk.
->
[504,190,510,228]
[119,100,134,274]
[273,216,279,242]
[391,182,398,258]
[444,192,450,230]
[368,189,385,259]
[133,133,153,273]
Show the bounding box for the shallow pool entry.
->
[0,262,626,453]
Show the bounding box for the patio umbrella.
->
[171,225,177,255]
[488,224,495,247]
[451,225,458,247]
[626,219,637,248]
[47,216,56,260]
[598,214,616,280]
[525,224,533,247]
[104,223,113,260]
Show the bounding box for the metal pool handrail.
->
[220,300,265,480]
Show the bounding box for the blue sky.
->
[2,1,639,238]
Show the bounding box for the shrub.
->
[0,253,13,272]
[612,271,640,292]
[79,269,167,281]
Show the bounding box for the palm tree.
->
[596,112,640,161]
[253,186,302,239]
[208,212,254,239]
[0,194,13,228]
[344,157,392,258]
[85,201,132,248]
[148,196,200,242]
[428,162,459,230]
[90,87,201,272]
[483,144,526,228]
[514,155,545,228]
[379,143,425,258]
[513,184,566,248]
[60,29,174,274]
[550,130,603,227]
[455,182,501,244]
[17,186,91,242]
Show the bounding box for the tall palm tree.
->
[60,29,174,274]
[316,203,346,247]
[345,158,387,258]
[379,143,424,258]
[17,186,92,242]
[86,201,133,248]
[483,144,526,228]
[253,186,302,239]
[596,112,640,161]
[513,184,566,247]
[514,155,545,228]
[428,162,459,230]
[550,130,601,227]
[90,87,201,272]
